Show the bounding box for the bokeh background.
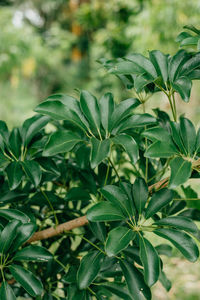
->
[0,0,200,299]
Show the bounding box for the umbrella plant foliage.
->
[0,26,199,299]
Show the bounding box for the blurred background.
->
[0,1,200,299]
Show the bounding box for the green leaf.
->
[5,161,23,190]
[126,53,157,78]
[87,202,126,222]
[90,137,110,168]
[145,188,173,219]
[180,117,196,154]
[145,140,178,158]
[195,127,200,152]
[153,216,198,234]
[183,24,200,34]
[9,264,43,297]
[149,50,168,83]
[9,128,22,159]
[115,114,157,134]
[100,282,132,300]
[109,98,140,131]
[99,92,115,132]
[77,250,104,289]
[142,127,172,143]
[43,130,82,156]
[105,226,136,257]
[0,120,9,144]
[170,122,187,154]
[159,270,172,292]
[169,157,192,188]
[34,100,70,120]
[21,114,50,146]
[10,223,37,252]
[112,134,139,163]
[134,73,154,92]
[181,52,200,75]
[80,90,101,134]
[169,50,188,82]
[13,245,53,262]
[0,282,16,300]
[154,228,199,262]
[0,209,30,223]
[100,185,133,218]
[120,259,152,300]
[172,76,192,102]
[139,237,160,286]
[89,221,106,242]
[0,220,21,253]
[132,177,148,214]
[110,61,146,75]
[180,36,199,47]
[65,187,91,202]
[22,160,42,187]
[155,244,173,257]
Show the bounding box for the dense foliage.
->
[0,25,200,299]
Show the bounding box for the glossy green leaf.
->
[145,140,178,158]
[100,282,132,300]
[5,161,23,190]
[9,264,43,296]
[0,209,30,223]
[65,187,91,202]
[134,73,154,92]
[153,216,198,234]
[169,157,192,188]
[105,226,136,256]
[115,114,157,134]
[180,36,199,47]
[159,270,172,292]
[109,98,140,131]
[0,282,16,300]
[139,237,160,286]
[10,223,37,252]
[155,244,173,257]
[145,188,173,219]
[154,228,199,262]
[100,185,133,218]
[170,122,187,154]
[21,114,50,145]
[80,90,101,134]
[87,202,126,222]
[110,60,146,75]
[77,250,104,289]
[90,137,110,168]
[169,50,188,81]
[99,92,115,132]
[120,259,152,300]
[132,177,148,214]
[112,134,139,163]
[149,50,168,83]
[0,120,9,144]
[180,117,196,154]
[22,160,42,187]
[142,126,171,142]
[172,76,192,102]
[120,181,136,216]
[43,130,82,156]
[126,53,157,78]
[9,128,21,159]
[13,245,53,262]
[0,220,21,253]
[34,100,70,120]
[181,52,200,75]
[89,221,106,242]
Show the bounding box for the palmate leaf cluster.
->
[0,26,199,299]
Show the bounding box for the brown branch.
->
[28,177,170,243]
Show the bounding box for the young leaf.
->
[87,202,126,222]
[180,117,196,154]
[80,90,101,134]
[13,245,53,262]
[90,137,110,169]
[105,226,136,257]
[132,177,148,214]
[120,259,152,300]
[169,157,192,188]
[22,160,42,187]
[0,220,21,254]
[112,134,139,163]
[0,282,16,300]
[139,237,160,286]
[154,228,199,262]
[9,264,43,297]
[77,250,104,289]
[153,216,198,234]
[145,189,173,219]
[5,161,24,190]
[99,92,115,132]
[43,130,82,156]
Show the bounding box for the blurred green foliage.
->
[0,0,200,127]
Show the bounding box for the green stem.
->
[167,94,176,122]
[54,257,68,271]
[172,92,177,122]
[40,188,59,226]
[173,198,200,201]
[108,157,120,182]
[81,236,106,255]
